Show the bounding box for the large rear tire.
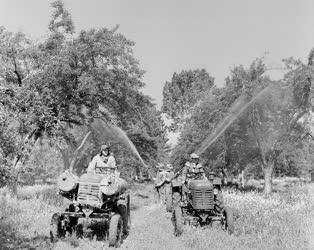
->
[224,206,234,234]
[172,206,183,236]
[50,213,64,243]
[109,214,123,247]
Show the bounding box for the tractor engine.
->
[57,170,128,209]
[188,180,214,210]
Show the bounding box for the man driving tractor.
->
[86,144,129,236]
[182,153,207,183]
[87,144,116,173]
[180,153,207,203]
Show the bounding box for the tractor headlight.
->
[100,177,118,196]
[100,183,117,196]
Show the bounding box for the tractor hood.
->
[188,179,213,190]
[99,175,128,196]
[79,173,128,196]
[79,173,103,183]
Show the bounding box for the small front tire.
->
[50,213,64,243]
[109,214,123,247]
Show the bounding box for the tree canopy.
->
[162,69,214,132]
[0,0,167,188]
[167,57,314,194]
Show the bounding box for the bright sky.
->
[1,0,314,108]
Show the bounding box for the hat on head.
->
[166,164,173,170]
[190,153,199,159]
[101,144,109,151]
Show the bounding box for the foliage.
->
[162,69,214,132]
[170,58,313,193]
[0,0,167,184]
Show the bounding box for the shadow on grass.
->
[130,203,140,211]
[223,180,305,195]
[134,193,150,199]
[74,220,128,246]
[223,183,264,193]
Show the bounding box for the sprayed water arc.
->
[90,118,147,168]
[196,85,273,155]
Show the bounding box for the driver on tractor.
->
[182,153,207,183]
[181,153,207,203]
[87,144,117,174]
[87,144,128,236]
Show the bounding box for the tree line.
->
[0,0,313,195]
[0,0,168,193]
[162,56,314,194]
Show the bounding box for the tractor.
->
[170,172,234,236]
[50,166,130,248]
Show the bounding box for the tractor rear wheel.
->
[50,213,64,243]
[224,206,234,234]
[172,206,183,236]
[109,214,123,247]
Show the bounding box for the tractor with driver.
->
[50,145,130,248]
[170,153,234,236]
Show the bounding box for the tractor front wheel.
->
[109,214,123,247]
[50,213,65,243]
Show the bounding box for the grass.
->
[0,181,313,249]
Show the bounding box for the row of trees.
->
[1,0,313,196]
[0,1,168,191]
[163,56,314,194]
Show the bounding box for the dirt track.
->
[121,203,187,250]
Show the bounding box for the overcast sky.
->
[1,0,314,107]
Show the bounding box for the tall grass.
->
[0,182,312,249]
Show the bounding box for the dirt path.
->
[121,202,187,250]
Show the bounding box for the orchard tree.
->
[0,0,167,192]
[219,58,312,194]
[162,69,214,132]
[170,58,313,194]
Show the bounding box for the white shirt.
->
[87,154,116,173]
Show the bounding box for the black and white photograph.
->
[0,0,313,249]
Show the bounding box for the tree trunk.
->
[241,170,245,188]
[263,164,273,195]
[9,130,38,195]
[9,156,21,196]
[8,177,18,195]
